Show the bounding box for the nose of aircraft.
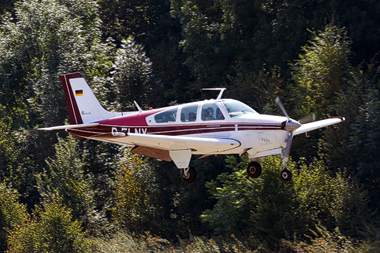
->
[285,119,302,131]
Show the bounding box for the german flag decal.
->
[75,90,83,96]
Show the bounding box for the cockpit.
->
[222,100,257,117]
[149,99,257,124]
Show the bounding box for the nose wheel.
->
[280,168,292,181]
[275,97,302,182]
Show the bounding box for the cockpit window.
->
[154,108,178,123]
[222,100,257,117]
[202,103,225,121]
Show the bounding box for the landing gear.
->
[280,168,292,181]
[246,161,262,178]
[180,166,196,184]
[275,97,301,182]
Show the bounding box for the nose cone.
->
[285,119,302,131]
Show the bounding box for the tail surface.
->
[60,72,117,124]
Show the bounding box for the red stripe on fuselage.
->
[97,109,164,126]
[67,122,282,139]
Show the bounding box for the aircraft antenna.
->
[134,100,143,113]
[202,88,226,100]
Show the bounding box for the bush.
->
[6,196,92,253]
[201,155,372,244]
[0,183,29,251]
[111,149,160,232]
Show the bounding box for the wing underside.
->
[125,133,241,153]
[131,146,172,161]
[63,128,241,160]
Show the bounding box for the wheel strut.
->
[180,166,196,184]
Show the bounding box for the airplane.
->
[38,72,345,183]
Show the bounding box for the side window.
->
[202,103,225,121]
[180,105,198,122]
[154,108,178,123]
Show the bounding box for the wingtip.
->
[330,116,345,121]
[37,127,53,131]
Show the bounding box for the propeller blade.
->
[274,97,301,168]
[299,113,316,124]
[283,130,294,162]
[275,97,290,121]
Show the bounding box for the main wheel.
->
[280,169,292,182]
[180,166,197,184]
[246,161,262,178]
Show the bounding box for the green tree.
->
[98,0,195,107]
[291,24,353,118]
[110,37,152,110]
[202,155,371,245]
[201,155,300,238]
[0,112,19,182]
[37,135,99,230]
[348,90,380,210]
[0,0,111,127]
[289,24,355,163]
[111,149,161,232]
[0,0,113,209]
[0,183,29,252]
[170,0,339,88]
[293,159,371,238]
[6,196,92,253]
[200,155,253,234]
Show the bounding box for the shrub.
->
[0,183,29,251]
[6,196,92,253]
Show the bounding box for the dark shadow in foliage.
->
[349,90,380,211]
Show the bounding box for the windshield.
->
[222,100,257,117]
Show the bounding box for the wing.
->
[126,133,241,153]
[37,123,100,131]
[294,117,345,136]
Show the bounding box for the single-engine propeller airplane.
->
[39,72,345,183]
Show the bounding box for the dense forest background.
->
[1,0,380,252]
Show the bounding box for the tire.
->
[246,161,262,178]
[181,166,197,184]
[280,169,292,182]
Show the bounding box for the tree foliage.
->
[349,89,380,209]
[6,196,92,253]
[110,37,152,110]
[202,156,372,243]
[37,135,98,229]
[111,149,162,233]
[291,24,353,118]
[0,0,110,127]
[0,183,29,252]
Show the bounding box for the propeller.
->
[275,97,301,165]
[275,97,302,132]
[275,97,290,120]
[275,97,317,181]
